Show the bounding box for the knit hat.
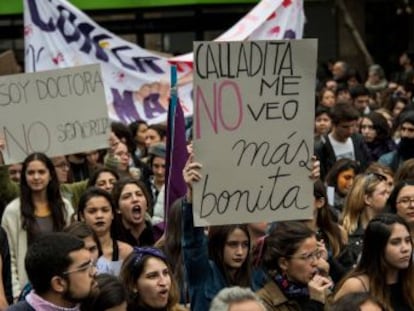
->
[148,142,166,158]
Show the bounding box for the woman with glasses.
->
[387,179,414,238]
[120,247,186,311]
[256,221,332,311]
[334,214,414,311]
[341,172,389,266]
[1,152,74,298]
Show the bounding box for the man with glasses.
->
[6,232,97,311]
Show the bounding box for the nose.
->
[402,241,412,253]
[131,193,139,202]
[235,243,247,256]
[96,210,104,218]
[104,181,111,191]
[158,274,168,286]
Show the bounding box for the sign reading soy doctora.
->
[193,40,318,226]
[0,64,109,164]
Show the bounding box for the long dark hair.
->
[360,112,391,142]
[112,178,152,214]
[335,214,414,310]
[325,158,360,190]
[155,198,185,289]
[20,153,66,243]
[208,225,251,287]
[77,187,115,221]
[386,179,414,214]
[314,179,345,257]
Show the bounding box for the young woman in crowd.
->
[111,178,154,247]
[334,214,414,311]
[341,172,389,265]
[359,112,396,161]
[1,153,74,297]
[145,124,167,149]
[385,96,409,122]
[318,88,336,108]
[0,153,80,209]
[110,122,152,179]
[81,274,127,311]
[375,107,394,130]
[120,247,186,311]
[330,292,386,311]
[111,142,136,179]
[394,159,414,184]
[154,198,188,306]
[387,179,414,238]
[0,142,120,214]
[77,187,132,276]
[145,143,167,229]
[308,180,348,282]
[86,167,120,194]
[324,159,360,220]
[128,120,149,159]
[63,221,102,263]
[256,221,332,311]
[182,156,263,311]
[365,162,395,195]
[314,105,332,142]
[342,173,389,235]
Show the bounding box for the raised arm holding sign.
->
[192,39,318,227]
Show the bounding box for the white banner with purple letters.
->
[24,0,304,124]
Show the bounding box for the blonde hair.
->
[341,174,384,235]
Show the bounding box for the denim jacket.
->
[182,201,264,311]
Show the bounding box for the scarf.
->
[26,291,80,311]
[274,273,309,299]
[398,137,414,160]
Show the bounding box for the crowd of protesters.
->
[0,50,413,311]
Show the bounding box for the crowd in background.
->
[0,50,413,311]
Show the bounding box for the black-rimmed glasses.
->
[62,260,95,276]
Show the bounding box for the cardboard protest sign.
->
[193,39,317,226]
[0,64,110,164]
